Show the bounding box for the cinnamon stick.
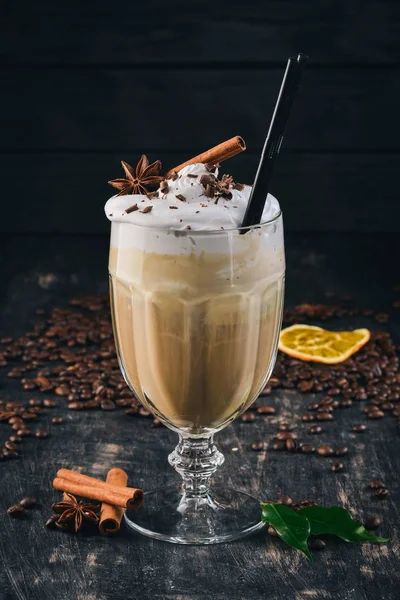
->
[166,136,246,177]
[99,468,128,536]
[53,477,142,511]
[56,468,143,506]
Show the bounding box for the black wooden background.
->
[2,0,400,233]
[1,4,400,599]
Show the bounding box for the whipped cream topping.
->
[105,163,280,232]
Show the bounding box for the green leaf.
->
[261,502,312,562]
[298,506,389,544]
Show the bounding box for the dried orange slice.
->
[279,324,370,364]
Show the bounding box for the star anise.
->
[52,493,100,533]
[108,155,163,196]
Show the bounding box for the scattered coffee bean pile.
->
[248,328,399,462]
[7,496,37,518]
[0,296,159,460]
[245,297,399,481]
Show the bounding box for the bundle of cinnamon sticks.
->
[53,467,143,535]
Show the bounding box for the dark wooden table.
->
[0,233,399,600]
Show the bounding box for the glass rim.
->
[111,210,282,236]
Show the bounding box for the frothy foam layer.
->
[105,163,280,232]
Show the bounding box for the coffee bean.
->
[138,407,151,417]
[365,516,382,530]
[257,406,275,415]
[241,412,255,423]
[298,380,314,393]
[330,462,344,472]
[19,496,37,508]
[327,388,341,396]
[45,514,60,528]
[369,479,385,489]
[29,398,42,407]
[367,411,384,420]
[272,441,286,451]
[3,449,19,459]
[55,384,70,396]
[250,440,267,451]
[261,384,272,396]
[17,428,33,437]
[51,415,64,425]
[310,425,322,434]
[319,397,333,406]
[340,399,352,408]
[279,422,293,431]
[336,378,348,388]
[301,444,315,454]
[316,412,333,421]
[374,488,389,498]
[309,538,326,550]
[285,438,299,452]
[267,525,278,537]
[381,402,394,412]
[274,431,297,441]
[21,412,37,421]
[317,445,335,457]
[307,403,319,411]
[36,428,49,439]
[8,416,23,425]
[8,435,22,443]
[335,445,348,456]
[151,418,163,428]
[43,398,57,408]
[100,399,116,411]
[352,424,367,433]
[277,495,293,506]
[301,414,315,422]
[5,441,17,451]
[7,505,24,517]
[124,408,138,416]
[68,402,84,410]
[317,405,333,413]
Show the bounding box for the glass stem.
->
[168,435,224,498]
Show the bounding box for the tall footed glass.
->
[109,213,285,544]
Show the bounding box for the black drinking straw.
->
[241,53,308,231]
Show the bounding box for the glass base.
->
[124,484,265,545]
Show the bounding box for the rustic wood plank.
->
[0,233,399,600]
[1,68,400,152]
[1,152,399,233]
[3,1,400,65]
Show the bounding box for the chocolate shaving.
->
[200,202,208,207]
[125,204,138,214]
[195,210,200,213]
[169,206,178,209]
[214,197,219,204]
[187,174,198,178]
[200,174,216,187]
[205,185,215,198]
[233,182,245,191]
[170,171,178,181]
[140,205,153,214]
[185,225,191,230]
[175,194,186,202]
[160,180,169,193]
